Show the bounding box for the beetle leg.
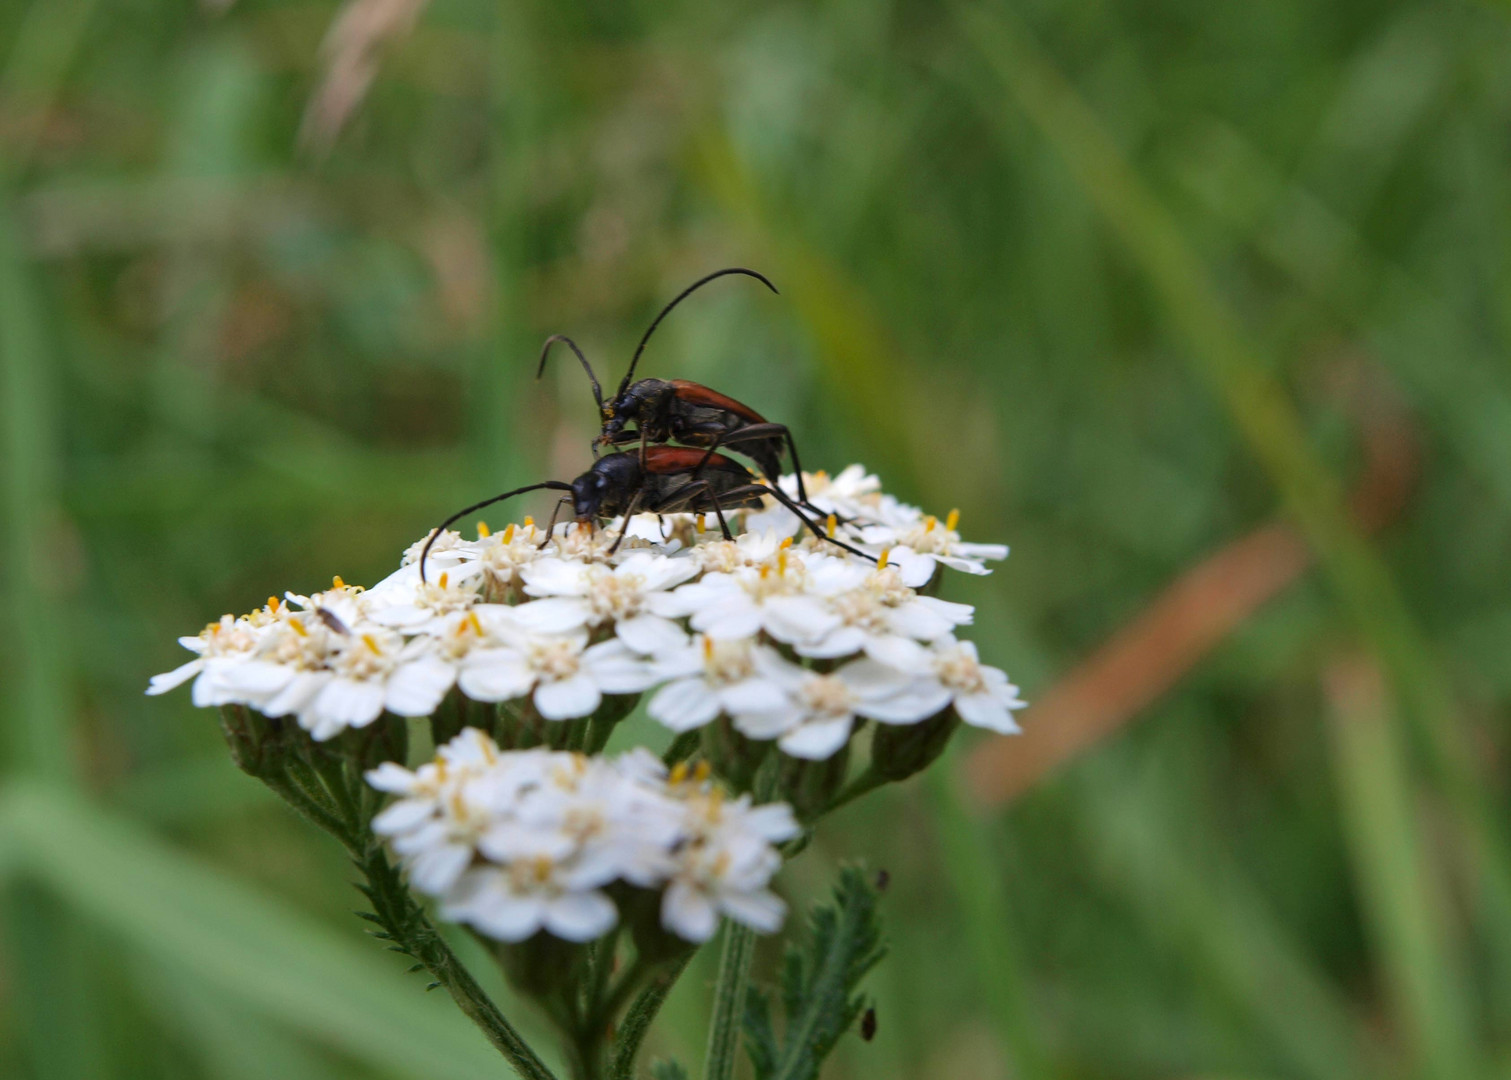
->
[538,496,571,550]
[685,422,817,508]
[724,483,876,563]
[704,487,735,540]
[608,490,644,556]
[670,480,736,540]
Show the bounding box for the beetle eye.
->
[601,406,614,421]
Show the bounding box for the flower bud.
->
[493,931,593,1007]
[779,745,850,822]
[617,884,696,969]
[430,688,467,747]
[340,714,408,772]
[701,716,769,793]
[869,708,959,782]
[219,704,286,777]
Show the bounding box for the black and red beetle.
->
[417,445,869,581]
[536,268,816,505]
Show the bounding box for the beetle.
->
[417,446,870,582]
[536,268,818,505]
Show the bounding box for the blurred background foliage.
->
[2,0,1510,1077]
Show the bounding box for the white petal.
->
[219,659,296,699]
[838,658,910,697]
[649,678,722,732]
[458,650,534,702]
[956,692,1022,734]
[614,614,688,657]
[778,715,854,760]
[690,600,764,641]
[509,597,593,634]
[720,889,786,933]
[662,881,719,942]
[887,548,937,588]
[716,679,788,716]
[371,797,433,834]
[886,601,956,641]
[544,891,619,942]
[858,681,953,725]
[583,640,661,694]
[385,656,457,717]
[741,803,801,842]
[863,635,929,672]
[733,709,797,740]
[916,595,974,625]
[793,626,866,660]
[306,678,387,735]
[146,658,204,695]
[629,554,700,592]
[368,604,429,629]
[408,843,474,895]
[935,555,993,575]
[520,558,590,597]
[761,596,841,645]
[534,672,601,720]
[957,542,1009,561]
[261,670,329,717]
[365,762,418,794]
[463,895,546,943]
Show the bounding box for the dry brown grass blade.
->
[298,0,431,154]
[964,365,1418,807]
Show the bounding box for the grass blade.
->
[926,758,1051,1080]
[952,15,1503,1070]
[0,780,527,1080]
[1323,656,1481,1080]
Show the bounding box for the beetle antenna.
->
[536,334,603,409]
[619,267,779,396]
[418,481,574,583]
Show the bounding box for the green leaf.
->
[0,780,524,1080]
[133,958,337,1080]
[742,866,886,1080]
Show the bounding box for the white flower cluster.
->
[148,466,1025,757]
[368,728,798,943]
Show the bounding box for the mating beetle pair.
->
[418,268,864,580]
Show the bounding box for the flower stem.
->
[702,922,757,1080]
[249,749,558,1080]
[608,952,694,1080]
[358,842,559,1080]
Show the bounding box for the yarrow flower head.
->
[369,730,797,943]
[149,467,1025,762]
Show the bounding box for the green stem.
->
[252,757,557,1080]
[359,843,559,1080]
[702,923,757,1080]
[661,731,701,766]
[260,771,352,843]
[608,952,695,1080]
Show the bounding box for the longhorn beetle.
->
[417,446,871,582]
[535,268,818,506]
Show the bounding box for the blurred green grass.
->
[3,0,1511,1077]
